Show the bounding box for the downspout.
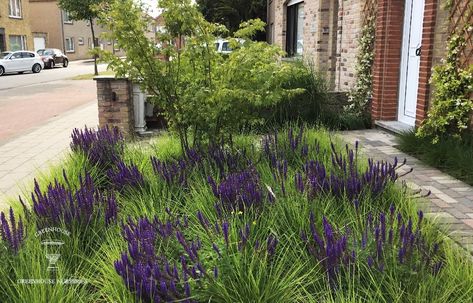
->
[337,0,343,91]
[60,10,66,53]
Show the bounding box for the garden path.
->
[0,102,98,211]
[339,129,473,255]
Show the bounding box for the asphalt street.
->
[0,60,107,91]
[0,60,107,144]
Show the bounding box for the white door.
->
[398,0,425,125]
[34,37,46,52]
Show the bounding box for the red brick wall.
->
[371,0,404,121]
[95,77,135,136]
[416,0,438,126]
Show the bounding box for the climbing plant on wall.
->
[417,30,473,143]
[345,15,376,116]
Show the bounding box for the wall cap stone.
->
[93,76,129,81]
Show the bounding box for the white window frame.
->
[9,0,22,18]
[9,35,27,51]
[63,11,73,24]
[65,37,75,53]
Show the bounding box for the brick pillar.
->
[94,76,135,137]
[416,0,438,127]
[371,0,404,122]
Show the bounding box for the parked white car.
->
[215,38,245,54]
[0,51,44,76]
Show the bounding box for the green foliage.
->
[58,0,105,21]
[346,16,375,116]
[196,0,267,39]
[97,0,303,148]
[417,32,473,143]
[398,130,473,186]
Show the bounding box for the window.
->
[286,1,304,57]
[9,35,26,51]
[0,29,6,53]
[113,40,120,51]
[78,37,84,45]
[65,37,75,52]
[88,37,92,49]
[20,52,34,58]
[9,0,22,18]
[63,11,73,24]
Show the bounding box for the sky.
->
[142,0,161,17]
[141,0,196,17]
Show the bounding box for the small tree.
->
[97,0,303,149]
[58,0,107,75]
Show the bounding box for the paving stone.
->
[463,219,473,229]
[338,129,473,253]
[0,103,98,210]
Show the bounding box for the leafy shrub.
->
[98,0,304,148]
[417,32,473,143]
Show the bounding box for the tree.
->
[97,0,304,149]
[196,0,267,40]
[58,0,107,75]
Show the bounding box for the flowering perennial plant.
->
[0,207,25,254]
[361,207,444,275]
[108,161,145,191]
[301,213,352,286]
[31,172,118,228]
[208,168,265,213]
[151,157,189,187]
[302,208,444,289]
[70,126,124,168]
[300,143,409,200]
[116,215,210,303]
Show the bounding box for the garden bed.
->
[1,126,472,302]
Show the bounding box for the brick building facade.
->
[267,0,362,91]
[0,0,34,52]
[29,0,125,60]
[267,0,468,128]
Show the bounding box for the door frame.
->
[397,0,424,126]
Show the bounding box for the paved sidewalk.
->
[339,129,473,255]
[0,102,98,210]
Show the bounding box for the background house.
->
[267,0,472,130]
[29,0,124,60]
[0,0,34,51]
[267,0,362,92]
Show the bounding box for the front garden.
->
[0,0,472,302]
[1,125,473,302]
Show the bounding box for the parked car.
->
[37,48,69,69]
[215,38,245,55]
[1,51,12,59]
[0,51,44,76]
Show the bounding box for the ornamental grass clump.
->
[151,157,189,187]
[360,207,444,275]
[31,172,118,228]
[108,160,145,191]
[0,208,25,254]
[262,127,310,167]
[71,126,124,169]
